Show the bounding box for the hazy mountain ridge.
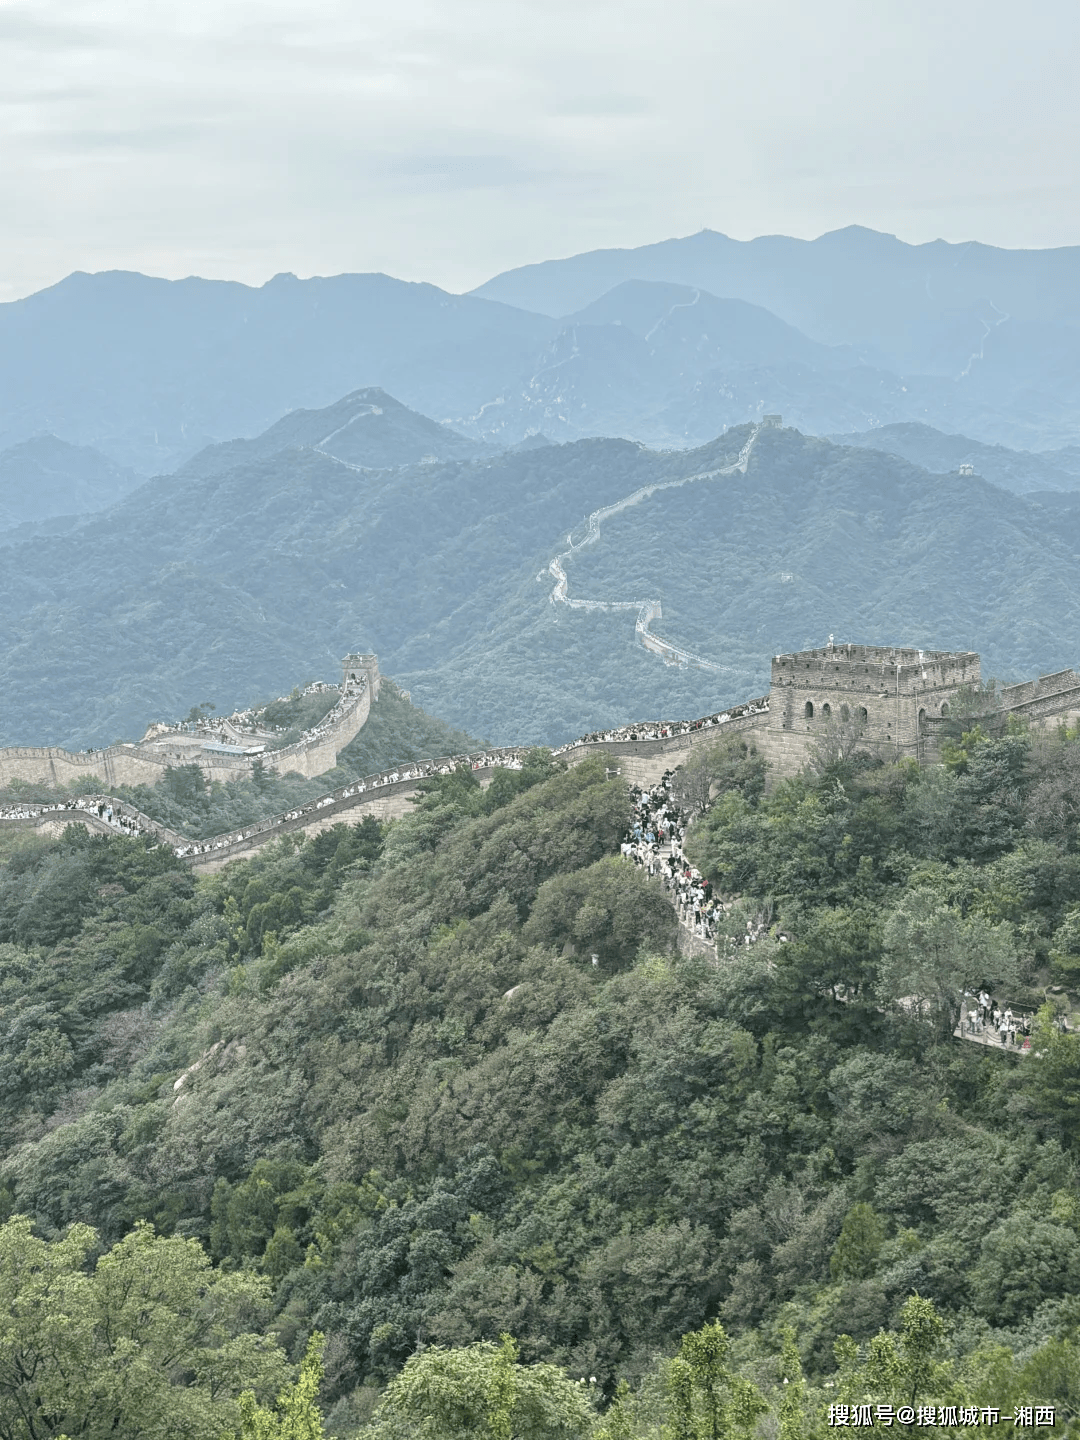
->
[0,268,555,472]
[175,386,487,481]
[460,280,928,449]
[3,405,1080,752]
[833,420,1080,493]
[0,425,728,748]
[470,229,1080,450]
[472,225,1080,373]
[7,228,1080,473]
[0,434,141,533]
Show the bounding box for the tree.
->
[972,1214,1080,1325]
[593,1382,635,1440]
[522,856,676,969]
[667,1321,768,1440]
[808,712,869,777]
[163,762,210,807]
[777,1327,808,1440]
[878,887,1017,1039]
[833,1295,952,1410]
[670,738,765,816]
[830,1203,886,1282]
[0,1217,289,1439]
[363,1334,595,1440]
[1050,906,1080,985]
[221,1333,330,1440]
[1024,1005,1080,1145]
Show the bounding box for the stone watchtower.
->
[766,642,979,780]
[342,653,380,700]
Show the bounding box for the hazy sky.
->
[2,0,1077,301]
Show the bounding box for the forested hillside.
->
[6,420,1080,752]
[833,423,1080,496]
[3,718,1080,1435]
[0,434,141,535]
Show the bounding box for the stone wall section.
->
[0,702,772,869]
[0,654,379,789]
[1000,671,1080,731]
[766,643,980,781]
[6,644,1080,870]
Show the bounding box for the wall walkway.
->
[0,658,379,790]
[0,700,771,871]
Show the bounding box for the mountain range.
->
[0,435,141,540]
[829,421,1080,495]
[3,390,1080,751]
[473,225,1080,376]
[6,228,1080,472]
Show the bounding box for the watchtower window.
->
[804,701,814,718]
[822,702,831,718]
[940,701,950,717]
[857,706,868,722]
[840,703,850,722]
[919,707,927,726]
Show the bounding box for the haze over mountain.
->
[3,397,1080,752]
[6,229,1080,475]
[175,387,486,481]
[472,226,1080,374]
[0,435,141,536]
[0,269,553,472]
[831,422,1080,496]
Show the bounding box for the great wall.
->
[547,416,777,673]
[0,653,381,791]
[4,641,1080,873]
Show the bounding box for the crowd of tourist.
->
[3,700,759,870]
[559,698,767,751]
[0,795,153,838]
[620,772,725,942]
[171,751,532,857]
[961,990,1042,1047]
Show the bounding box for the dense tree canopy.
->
[2,725,1080,1435]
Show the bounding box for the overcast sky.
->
[2,0,1077,302]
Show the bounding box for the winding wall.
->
[0,701,770,872]
[6,646,1080,872]
[0,654,379,789]
[547,424,761,672]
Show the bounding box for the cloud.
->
[0,0,1077,300]
[0,5,109,49]
[549,95,651,118]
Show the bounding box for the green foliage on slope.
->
[8,424,1080,752]
[3,729,1080,1434]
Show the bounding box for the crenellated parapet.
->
[0,653,381,790]
[6,642,1080,869]
[0,698,773,869]
[766,642,980,779]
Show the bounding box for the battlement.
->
[342,653,380,699]
[1000,669,1080,708]
[0,651,381,791]
[768,641,980,778]
[772,644,979,695]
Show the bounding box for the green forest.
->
[8,424,1080,755]
[2,720,1080,1437]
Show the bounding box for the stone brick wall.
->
[0,656,379,789]
[765,644,980,780]
[9,644,1080,870]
